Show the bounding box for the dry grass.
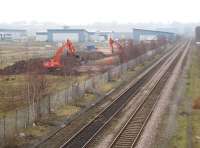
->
[99,78,121,93]
[55,105,80,117]
[0,74,88,114]
[0,41,56,68]
[23,125,49,137]
[72,91,96,107]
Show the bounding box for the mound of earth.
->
[0,55,81,75]
[0,50,107,75]
[78,51,106,61]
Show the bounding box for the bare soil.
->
[0,51,105,76]
[193,97,200,109]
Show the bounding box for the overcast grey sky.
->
[1,0,200,25]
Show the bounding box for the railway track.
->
[108,41,190,148]
[35,42,180,148]
[58,41,187,148]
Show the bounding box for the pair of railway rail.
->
[35,40,190,148]
[109,41,190,148]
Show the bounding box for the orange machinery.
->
[109,37,127,62]
[43,39,76,69]
[109,37,123,53]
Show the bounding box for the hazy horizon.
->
[1,0,200,25]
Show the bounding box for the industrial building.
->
[132,28,176,42]
[0,29,27,41]
[195,26,200,45]
[112,32,132,39]
[43,28,133,43]
[36,32,48,41]
[89,31,111,42]
[47,29,89,42]
[89,31,132,42]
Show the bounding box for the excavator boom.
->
[66,39,76,56]
[109,37,127,62]
[43,39,76,69]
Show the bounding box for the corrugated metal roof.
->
[0,29,26,32]
[133,28,175,35]
[47,29,88,33]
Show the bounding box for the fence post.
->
[108,69,111,81]
[3,115,5,141]
[15,110,18,134]
[48,96,51,113]
[27,105,30,125]
[65,89,67,105]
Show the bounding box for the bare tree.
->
[25,73,48,123]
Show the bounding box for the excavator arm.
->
[109,37,127,62]
[109,37,123,53]
[109,37,115,53]
[66,39,76,56]
[43,39,76,69]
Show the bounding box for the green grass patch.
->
[192,110,200,147]
[170,101,188,148]
[187,46,200,148]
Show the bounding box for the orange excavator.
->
[109,37,124,53]
[43,39,76,69]
[109,37,127,62]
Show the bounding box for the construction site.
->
[1,28,200,148]
[0,32,167,112]
[0,27,178,145]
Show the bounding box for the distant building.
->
[47,29,89,42]
[0,29,27,41]
[36,32,48,41]
[63,26,70,29]
[195,26,200,45]
[133,28,176,43]
[89,31,111,42]
[89,31,132,42]
[112,32,132,39]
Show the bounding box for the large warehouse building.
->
[47,29,89,42]
[195,26,200,45]
[0,29,27,41]
[133,28,176,42]
[37,28,133,43]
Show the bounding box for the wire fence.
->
[0,44,172,143]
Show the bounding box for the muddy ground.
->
[0,51,106,76]
[0,39,168,76]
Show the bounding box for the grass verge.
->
[169,44,200,148]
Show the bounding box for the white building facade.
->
[0,29,27,41]
[47,29,89,42]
